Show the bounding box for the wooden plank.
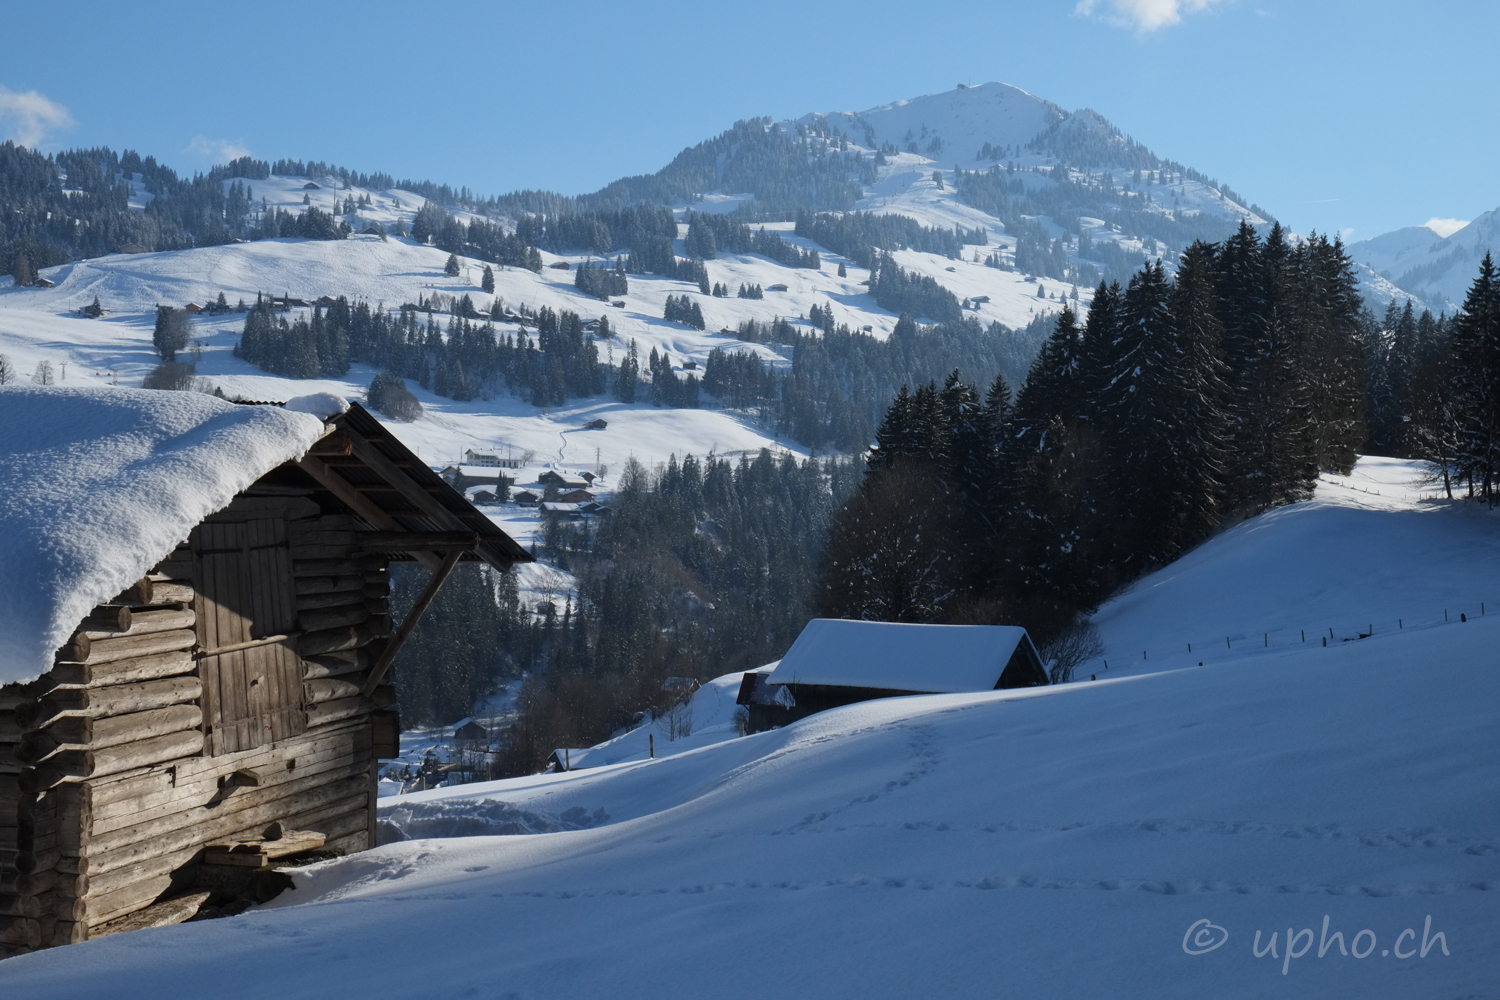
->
[86,716,367,814]
[27,730,204,791]
[58,628,195,667]
[17,677,202,729]
[0,894,42,919]
[90,705,202,751]
[202,829,326,867]
[103,578,154,607]
[147,581,194,605]
[292,557,383,578]
[296,605,372,633]
[296,589,375,611]
[80,607,194,642]
[293,574,366,596]
[90,735,368,836]
[90,891,210,938]
[302,650,370,679]
[306,696,372,729]
[0,916,40,948]
[79,607,131,634]
[84,775,369,887]
[305,678,361,704]
[213,495,322,521]
[298,623,375,657]
[83,650,195,688]
[49,919,86,946]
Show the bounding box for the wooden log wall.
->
[0,484,397,957]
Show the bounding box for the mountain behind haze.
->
[1348,208,1500,313]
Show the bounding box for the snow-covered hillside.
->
[1,460,1492,999]
[1349,208,1500,312]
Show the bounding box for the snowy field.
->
[3,459,1495,999]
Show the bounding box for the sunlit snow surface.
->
[3,460,1495,999]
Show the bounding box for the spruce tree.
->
[11,253,35,287]
[445,254,461,277]
[482,264,495,293]
[1450,252,1500,501]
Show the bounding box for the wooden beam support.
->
[295,453,442,573]
[343,432,471,534]
[362,549,462,697]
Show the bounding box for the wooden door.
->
[193,518,307,755]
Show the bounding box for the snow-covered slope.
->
[4,459,1494,998]
[1349,209,1500,312]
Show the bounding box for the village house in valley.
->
[0,386,529,955]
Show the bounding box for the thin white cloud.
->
[186,135,252,163]
[0,87,74,148]
[1424,217,1469,238]
[1075,0,1229,32]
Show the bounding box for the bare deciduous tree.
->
[1040,617,1105,684]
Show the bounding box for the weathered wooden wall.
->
[0,482,400,957]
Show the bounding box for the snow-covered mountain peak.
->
[1349,205,1500,311]
[797,82,1064,162]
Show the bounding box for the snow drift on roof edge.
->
[0,386,329,685]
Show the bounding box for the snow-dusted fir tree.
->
[1450,253,1500,502]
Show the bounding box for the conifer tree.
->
[482,264,495,293]
[11,253,35,287]
[1450,252,1500,501]
[445,253,461,277]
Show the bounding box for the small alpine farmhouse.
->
[0,386,529,955]
[737,619,1048,732]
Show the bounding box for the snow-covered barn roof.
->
[0,386,334,684]
[765,619,1038,694]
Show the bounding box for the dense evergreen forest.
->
[819,223,1369,645]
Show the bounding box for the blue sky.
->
[1,0,1495,242]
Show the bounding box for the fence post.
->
[649,734,655,758]
[1226,636,1230,649]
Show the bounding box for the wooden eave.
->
[287,401,532,572]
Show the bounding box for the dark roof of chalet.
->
[265,400,531,570]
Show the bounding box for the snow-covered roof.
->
[0,386,333,684]
[765,619,1033,694]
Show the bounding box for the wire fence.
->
[1087,595,1497,677]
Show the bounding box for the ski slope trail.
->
[1,469,1493,998]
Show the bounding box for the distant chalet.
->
[737,619,1047,732]
[0,388,529,954]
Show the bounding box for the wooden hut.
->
[0,387,529,955]
[737,619,1048,732]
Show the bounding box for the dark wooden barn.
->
[0,389,529,954]
[737,619,1048,732]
